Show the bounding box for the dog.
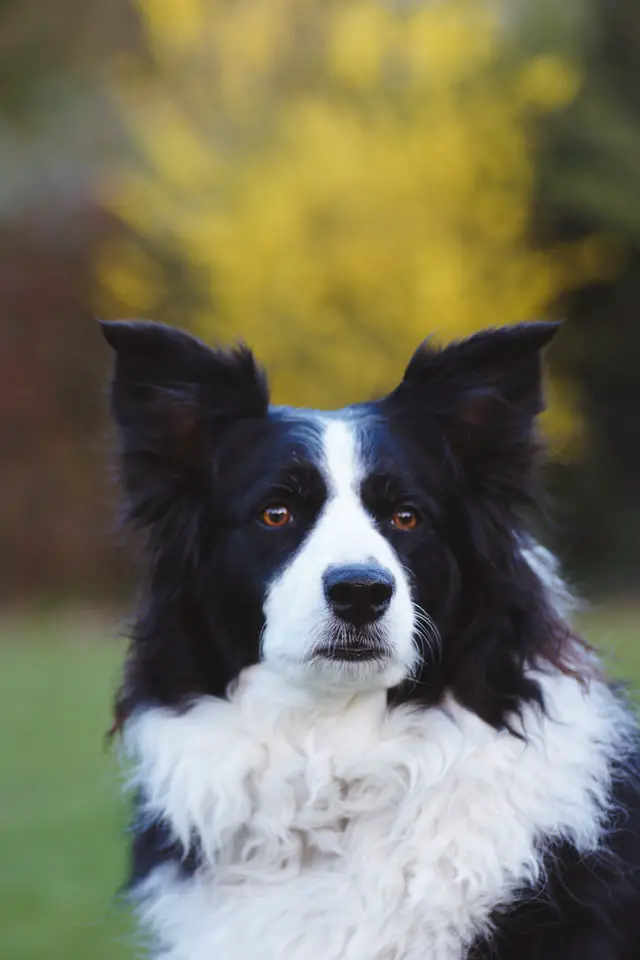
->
[101,319,640,960]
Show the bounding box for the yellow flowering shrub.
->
[98,0,596,443]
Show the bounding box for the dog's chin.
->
[304,656,407,693]
[301,624,409,692]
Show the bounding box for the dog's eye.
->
[261,505,293,528]
[391,508,420,531]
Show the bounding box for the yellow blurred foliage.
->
[98,0,602,445]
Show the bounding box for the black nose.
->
[323,563,395,626]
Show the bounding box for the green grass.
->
[0,616,134,960]
[0,607,638,960]
[580,605,640,692]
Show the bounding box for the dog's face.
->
[209,410,438,691]
[103,319,558,701]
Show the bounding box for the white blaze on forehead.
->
[305,417,396,572]
[322,419,363,502]
[260,415,416,686]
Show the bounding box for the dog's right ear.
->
[100,320,268,524]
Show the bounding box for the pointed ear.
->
[389,321,560,482]
[100,320,268,521]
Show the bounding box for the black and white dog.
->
[102,319,640,960]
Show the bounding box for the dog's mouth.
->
[309,621,393,665]
[313,644,389,662]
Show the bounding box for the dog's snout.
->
[323,563,395,626]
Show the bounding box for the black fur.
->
[470,760,640,958]
[130,799,200,886]
[102,319,640,959]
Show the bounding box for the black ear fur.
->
[100,320,269,527]
[388,321,560,495]
[403,321,559,419]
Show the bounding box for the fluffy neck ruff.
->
[124,661,633,960]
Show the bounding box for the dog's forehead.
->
[267,403,393,471]
[219,401,419,496]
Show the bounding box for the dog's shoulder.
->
[471,741,640,960]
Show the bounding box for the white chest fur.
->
[125,665,630,960]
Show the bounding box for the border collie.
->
[101,319,640,960]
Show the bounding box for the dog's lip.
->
[313,644,389,662]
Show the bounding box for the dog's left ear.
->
[388,321,560,477]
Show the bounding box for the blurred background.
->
[1,0,639,956]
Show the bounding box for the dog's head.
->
[102,320,560,719]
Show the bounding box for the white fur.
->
[261,419,416,690]
[521,540,582,622]
[125,662,634,960]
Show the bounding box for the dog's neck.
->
[125,661,632,960]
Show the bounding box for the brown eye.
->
[391,508,419,531]
[261,505,293,528]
